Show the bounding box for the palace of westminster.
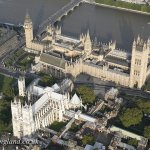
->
[11,12,150,138]
[23,12,150,89]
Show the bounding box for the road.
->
[0,66,19,78]
[75,81,150,98]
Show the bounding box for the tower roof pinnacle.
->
[147,37,150,45]
[133,39,136,47]
[24,10,32,23]
[87,29,90,39]
[85,29,91,43]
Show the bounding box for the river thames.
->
[0,0,150,51]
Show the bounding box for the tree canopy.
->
[82,134,95,145]
[144,126,150,140]
[38,75,56,87]
[143,80,150,91]
[136,100,150,114]
[76,85,96,104]
[0,74,16,98]
[127,138,138,147]
[49,121,66,132]
[120,108,143,127]
[0,100,12,133]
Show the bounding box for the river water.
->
[0,0,150,51]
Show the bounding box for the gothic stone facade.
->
[24,13,150,89]
[11,79,82,138]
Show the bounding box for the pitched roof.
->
[40,53,66,69]
[32,91,65,114]
[70,93,81,105]
[52,83,60,91]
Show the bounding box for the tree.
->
[82,134,95,145]
[76,85,95,104]
[120,108,143,127]
[144,126,150,139]
[0,74,16,98]
[136,100,150,114]
[69,123,80,132]
[128,138,138,147]
[38,75,56,87]
[49,121,66,132]
[0,100,12,133]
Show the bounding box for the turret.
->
[109,40,116,50]
[137,35,141,44]
[129,36,149,88]
[18,76,26,97]
[46,25,53,35]
[22,102,35,136]
[80,33,83,43]
[132,39,136,49]
[55,26,61,35]
[11,98,22,138]
[147,37,150,53]
[84,30,92,56]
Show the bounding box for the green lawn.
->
[95,0,150,13]
[18,55,34,70]
[0,74,16,133]
[0,100,12,133]
[49,121,67,132]
[4,49,24,67]
[4,49,35,71]
[0,74,16,98]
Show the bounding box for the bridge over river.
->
[37,0,83,35]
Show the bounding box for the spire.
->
[137,35,141,44]
[94,37,97,46]
[147,37,150,46]
[56,25,61,35]
[86,29,91,41]
[133,39,136,48]
[24,10,32,23]
[143,42,147,50]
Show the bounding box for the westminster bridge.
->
[37,0,84,36]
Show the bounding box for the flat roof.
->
[105,55,130,67]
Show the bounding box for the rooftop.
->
[105,55,130,67]
[70,93,81,105]
[40,53,66,69]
